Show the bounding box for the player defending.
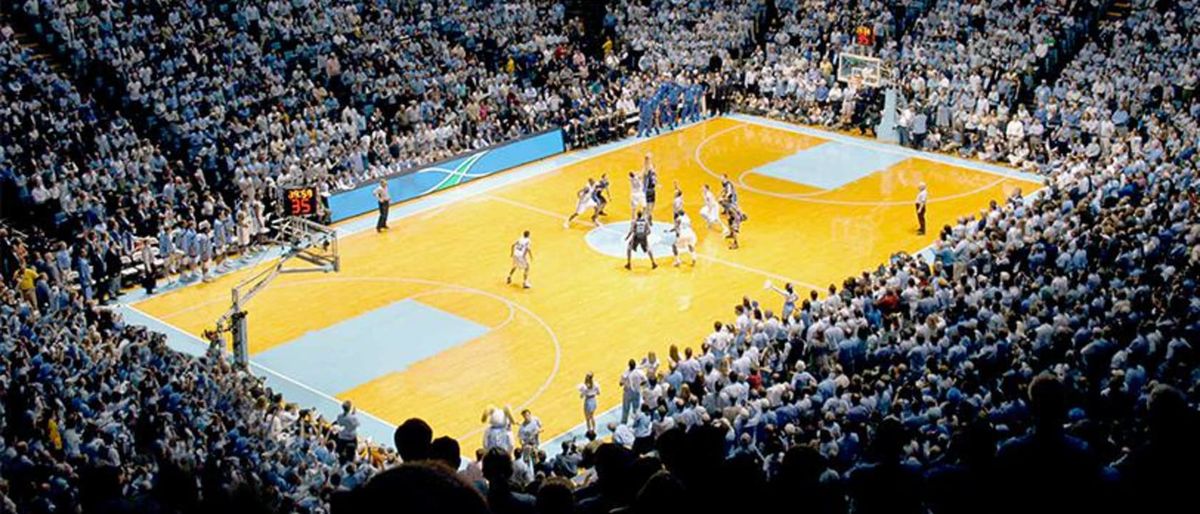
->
[671,209,697,266]
[719,174,739,210]
[593,173,610,217]
[507,230,533,288]
[565,178,598,228]
[643,155,659,222]
[724,202,746,249]
[625,210,657,270]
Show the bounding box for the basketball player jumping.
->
[643,156,659,222]
[625,210,658,270]
[629,170,646,219]
[507,230,533,288]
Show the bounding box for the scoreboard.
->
[284,187,320,218]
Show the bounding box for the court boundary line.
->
[116,114,1034,452]
[244,276,563,443]
[330,117,711,238]
[115,121,709,451]
[154,283,517,331]
[118,118,711,306]
[117,303,400,437]
[120,274,563,445]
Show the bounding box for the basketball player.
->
[699,184,725,232]
[915,182,928,235]
[625,210,657,270]
[719,174,745,248]
[629,170,646,218]
[643,157,659,222]
[565,178,598,228]
[725,201,746,249]
[671,209,697,266]
[507,230,533,288]
[720,173,739,208]
[593,173,610,217]
[671,180,684,214]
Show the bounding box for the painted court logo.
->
[416,150,491,195]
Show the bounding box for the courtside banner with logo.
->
[329,128,566,222]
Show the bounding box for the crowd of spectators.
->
[572,1,1200,514]
[735,0,1114,154]
[2,0,1199,512]
[733,0,902,132]
[1,224,400,513]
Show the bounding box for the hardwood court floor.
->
[132,117,1041,446]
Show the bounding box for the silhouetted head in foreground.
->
[1028,373,1067,435]
[394,418,433,461]
[334,462,487,514]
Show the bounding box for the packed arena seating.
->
[2,0,1199,512]
[0,238,397,511]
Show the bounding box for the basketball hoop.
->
[837,52,884,88]
[214,216,341,367]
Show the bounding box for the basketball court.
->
[123,115,1042,449]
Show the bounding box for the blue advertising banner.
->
[329,128,566,222]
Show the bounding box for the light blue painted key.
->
[751,141,910,190]
[252,299,489,394]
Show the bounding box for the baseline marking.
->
[127,276,559,444]
[120,303,398,430]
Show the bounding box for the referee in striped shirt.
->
[916,183,928,235]
[374,179,390,232]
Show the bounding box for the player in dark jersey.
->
[593,173,610,217]
[625,210,658,270]
[643,162,658,223]
[720,173,738,208]
[725,201,746,249]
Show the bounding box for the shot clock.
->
[284,187,320,218]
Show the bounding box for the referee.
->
[373,179,390,232]
[915,182,928,235]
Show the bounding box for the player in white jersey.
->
[564,178,598,227]
[699,184,725,232]
[507,230,533,288]
[629,171,646,217]
[671,209,697,266]
[671,181,684,214]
